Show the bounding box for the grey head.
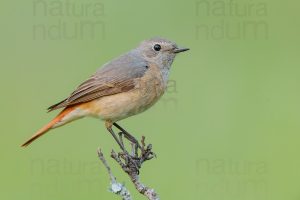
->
[135,37,189,69]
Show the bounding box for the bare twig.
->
[111,137,159,200]
[97,128,159,200]
[97,149,132,200]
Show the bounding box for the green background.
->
[1,0,300,199]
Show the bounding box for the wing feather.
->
[48,51,148,111]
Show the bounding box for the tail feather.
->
[21,107,75,147]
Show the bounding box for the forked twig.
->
[97,133,159,200]
[97,149,132,200]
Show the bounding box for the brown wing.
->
[48,51,149,111]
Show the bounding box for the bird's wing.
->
[48,52,149,111]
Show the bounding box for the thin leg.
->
[113,123,141,149]
[107,127,125,151]
[108,127,140,171]
[118,132,125,148]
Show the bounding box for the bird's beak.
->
[173,47,190,53]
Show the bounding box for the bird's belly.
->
[87,80,165,122]
[93,88,163,122]
[83,64,167,122]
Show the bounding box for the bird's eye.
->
[153,44,161,51]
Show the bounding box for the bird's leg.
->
[105,122,140,170]
[106,127,126,152]
[117,132,125,148]
[113,122,141,151]
[113,123,156,163]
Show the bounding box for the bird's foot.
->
[114,122,142,151]
[115,135,155,174]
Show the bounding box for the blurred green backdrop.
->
[1,0,300,199]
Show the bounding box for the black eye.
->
[153,44,161,51]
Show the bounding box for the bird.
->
[21,37,189,148]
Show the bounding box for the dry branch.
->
[97,135,159,200]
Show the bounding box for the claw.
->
[109,123,156,175]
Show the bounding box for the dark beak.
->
[173,47,190,53]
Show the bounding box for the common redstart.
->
[21,37,189,147]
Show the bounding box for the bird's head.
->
[137,37,189,68]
